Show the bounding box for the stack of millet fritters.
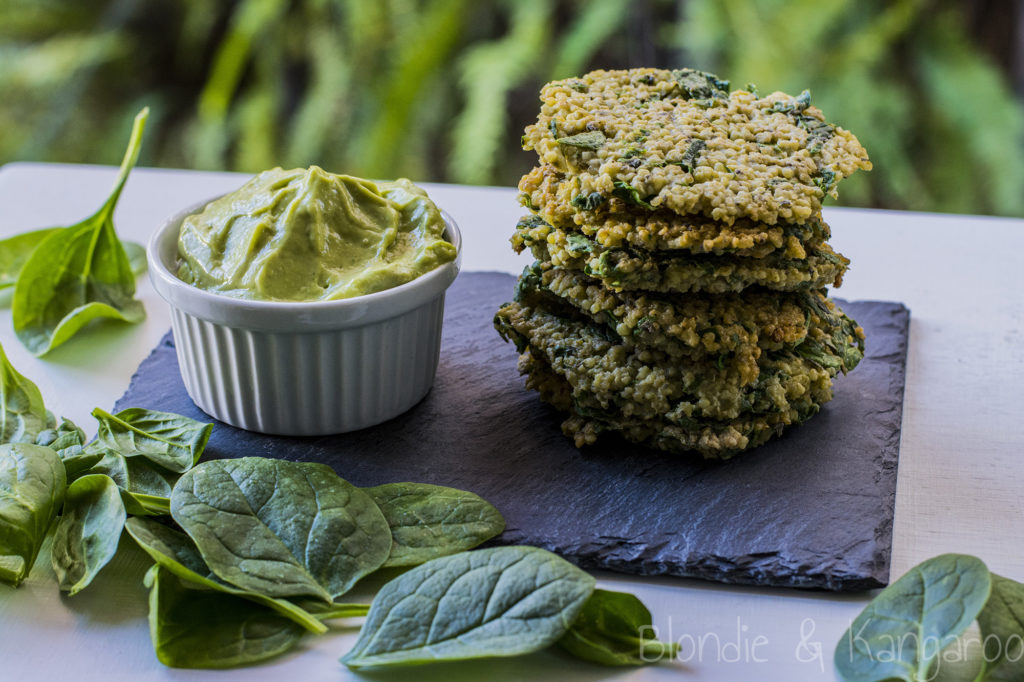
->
[494,68,872,459]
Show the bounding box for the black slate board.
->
[116,272,910,592]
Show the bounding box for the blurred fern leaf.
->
[449,0,552,184]
[1,0,1022,217]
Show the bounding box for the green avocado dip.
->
[176,166,457,301]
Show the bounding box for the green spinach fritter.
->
[515,348,825,459]
[513,216,848,294]
[493,296,860,425]
[514,262,864,384]
[519,164,830,256]
[522,68,871,225]
[494,66,870,458]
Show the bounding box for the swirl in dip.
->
[177,166,456,301]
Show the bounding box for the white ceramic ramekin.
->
[147,199,462,436]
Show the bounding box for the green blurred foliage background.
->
[2,0,1023,216]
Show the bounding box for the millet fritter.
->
[515,262,864,379]
[519,164,831,255]
[495,66,871,458]
[494,295,860,424]
[513,215,848,294]
[516,343,829,459]
[522,68,871,225]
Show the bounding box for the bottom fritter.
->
[518,350,824,459]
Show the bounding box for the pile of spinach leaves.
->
[0,344,679,670]
[2,108,149,356]
[836,553,1024,682]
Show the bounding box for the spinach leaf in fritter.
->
[679,139,706,173]
[556,131,606,150]
[671,68,730,100]
[571,191,607,210]
[612,181,655,209]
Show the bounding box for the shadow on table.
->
[56,534,151,624]
[341,646,686,681]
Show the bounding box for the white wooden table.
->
[1,162,1021,681]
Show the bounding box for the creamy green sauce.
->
[177,167,457,301]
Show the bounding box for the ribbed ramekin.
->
[147,199,462,436]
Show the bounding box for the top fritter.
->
[522,68,871,226]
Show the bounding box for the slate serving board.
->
[116,272,910,592]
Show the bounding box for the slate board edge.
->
[867,301,910,589]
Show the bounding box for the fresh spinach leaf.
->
[0,228,59,290]
[365,482,505,567]
[120,490,171,516]
[11,108,148,356]
[35,418,100,479]
[341,545,596,668]
[88,448,177,497]
[125,516,329,634]
[557,589,679,666]
[976,574,1024,682]
[35,417,86,454]
[171,457,391,602]
[86,447,183,516]
[299,601,371,620]
[0,442,66,585]
[0,230,145,291]
[121,241,148,277]
[146,565,305,669]
[51,473,126,595]
[834,554,991,682]
[92,407,212,473]
[59,449,107,481]
[556,131,606,150]
[0,341,54,444]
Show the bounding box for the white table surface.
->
[0,162,1022,681]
